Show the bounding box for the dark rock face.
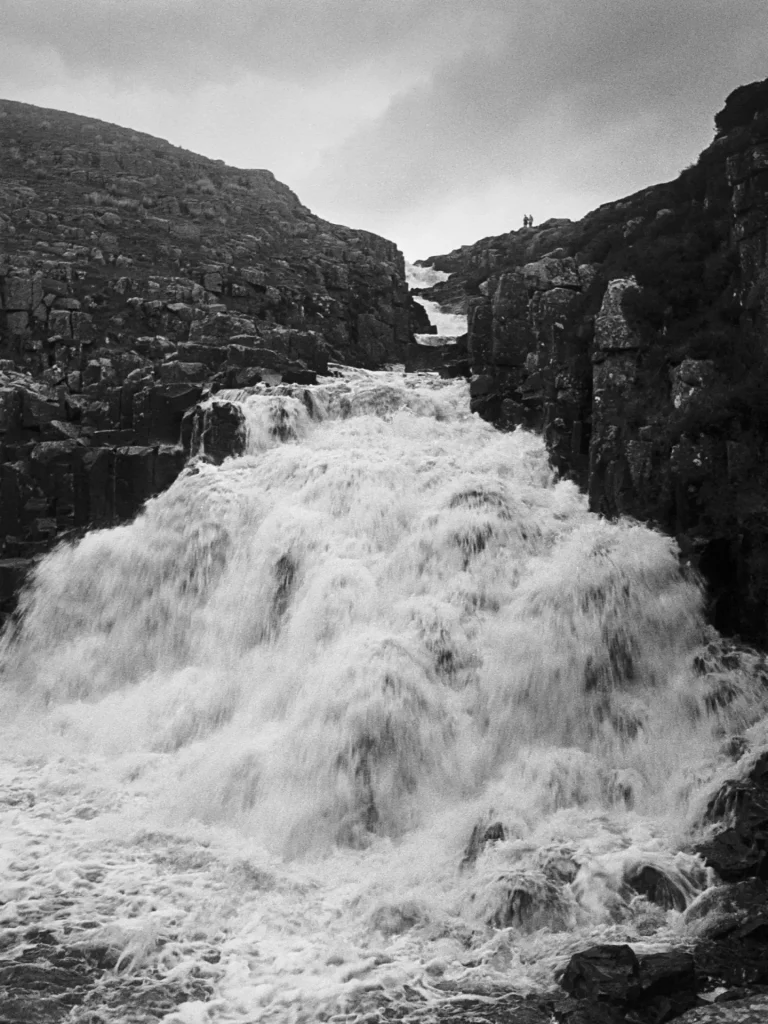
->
[0,98,422,618]
[404,336,470,378]
[559,944,698,1023]
[693,752,768,881]
[418,76,768,646]
[0,98,417,373]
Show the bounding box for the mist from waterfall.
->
[1,368,765,1022]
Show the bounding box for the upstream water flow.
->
[405,263,467,342]
[1,368,767,1022]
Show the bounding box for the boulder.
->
[405,339,469,378]
[560,944,697,1023]
[694,751,768,880]
[190,400,245,464]
[683,879,768,941]
[560,945,640,1004]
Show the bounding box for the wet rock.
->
[683,879,768,941]
[405,338,470,378]
[560,944,697,1023]
[560,944,640,1004]
[480,870,571,933]
[693,937,768,989]
[624,864,689,911]
[553,1001,631,1024]
[636,951,698,1022]
[694,752,768,881]
[189,401,245,464]
[461,820,506,869]
[433,995,556,1023]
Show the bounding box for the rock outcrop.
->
[417,76,768,646]
[0,98,424,618]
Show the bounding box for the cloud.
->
[299,0,768,253]
[1,0,489,90]
[2,0,767,259]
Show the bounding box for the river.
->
[1,368,764,1022]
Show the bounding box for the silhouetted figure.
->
[522,215,529,228]
[528,214,534,227]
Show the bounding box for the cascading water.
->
[405,263,467,343]
[1,368,766,1022]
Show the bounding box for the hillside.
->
[0,98,422,616]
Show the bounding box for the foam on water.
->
[404,264,450,290]
[412,298,467,342]
[405,261,467,342]
[1,368,766,1022]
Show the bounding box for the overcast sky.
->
[2,0,767,260]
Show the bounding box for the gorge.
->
[2,81,768,1024]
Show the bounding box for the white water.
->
[404,264,450,291]
[1,368,767,1023]
[405,262,467,342]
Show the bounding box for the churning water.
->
[1,368,767,1023]
[405,263,467,342]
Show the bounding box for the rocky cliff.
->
[416,77,768,647]
[0,98,422,617]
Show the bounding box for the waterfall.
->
[405,262,468,342]
[1,368,764,1022]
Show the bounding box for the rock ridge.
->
[416,76,768,647]
[0,97,423,618]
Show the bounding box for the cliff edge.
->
[0,98,421,617]
[417,77,768,645]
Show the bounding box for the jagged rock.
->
[560,944,697,1023]
[405,338,470,378]
[481,870,571,933]
[693,938,768,989]
[684,879,768,941]
[623,864,689,911]
[553,1002,631,1024]
[189,401,245,464]
[561,945,640,1003]
[0,97,423,620]
[593,278,642,350]
[694,751,768,880]
[417,74,768,646]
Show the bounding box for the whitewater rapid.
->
[405,263,467,342]
[1,368,766,1023]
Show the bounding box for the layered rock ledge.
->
[0,98,425,618]
[417,76,768,647]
